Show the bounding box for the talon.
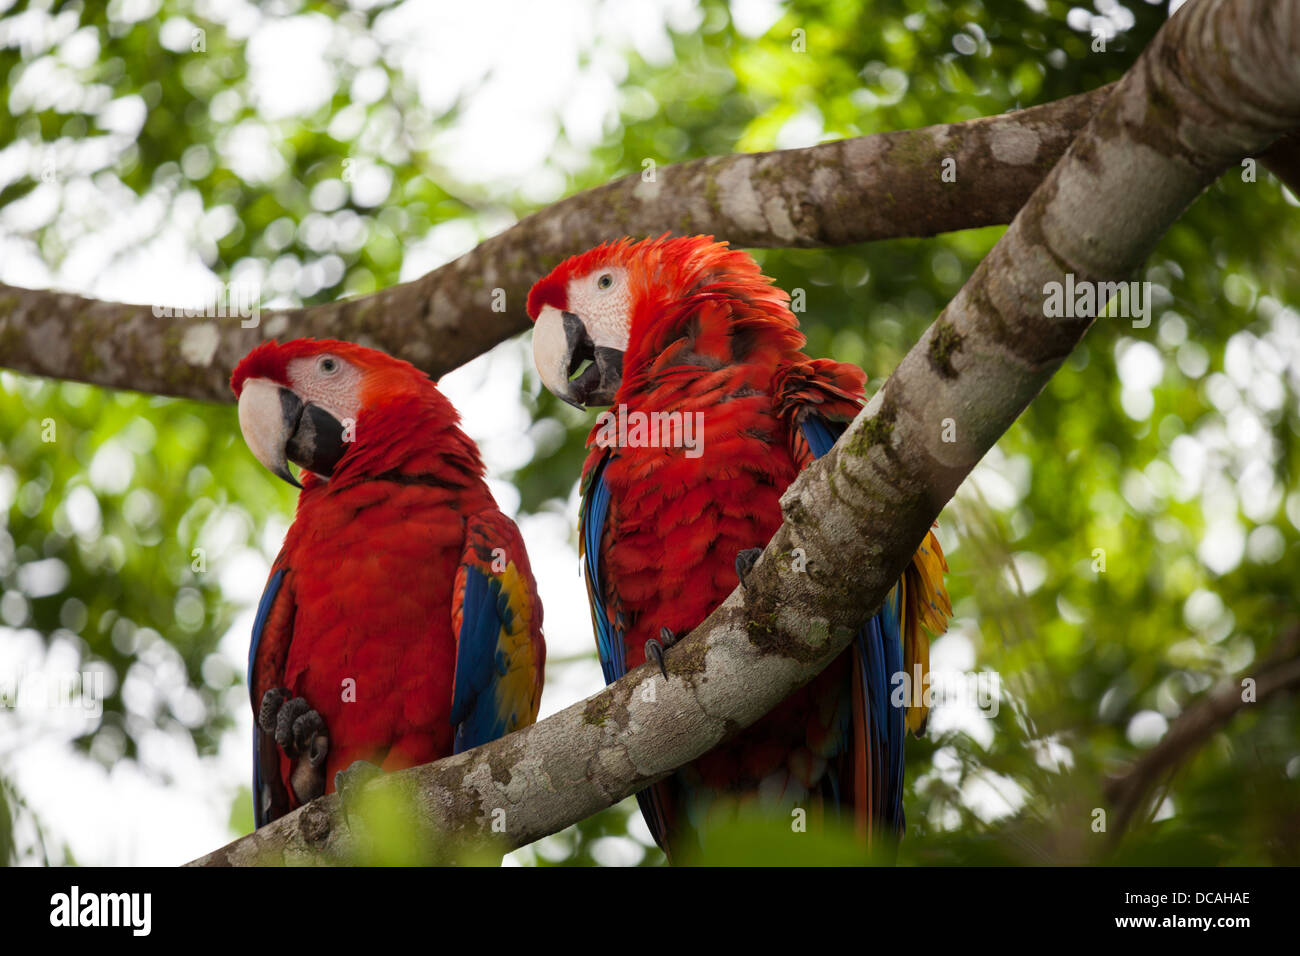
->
[259,688,330,804]
[275,696,312,755]
[292,708,325,756]
[335,759,383,830]
[306,731,329,768]
[645,626,678,679]
[735,547,763,588]
[645,639,667,679]
[258,687,289,735]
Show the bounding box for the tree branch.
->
[5,83,1117,401]
[1104,627,1300,838]
[9,82,1294,405]
[185,0,1300,866]
[6,77,1294,403]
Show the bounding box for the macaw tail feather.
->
[902,528,952,735]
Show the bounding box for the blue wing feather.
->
[581,452,672,844]
[451,566,513,754]
[582,454,626,683]
[801,414,841,459]
[247,568,285,699]
[249,568,286,829]
[801,415,907,832]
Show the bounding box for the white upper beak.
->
[237,377,301,487]
[531,304,624,409]
[532,306,575,405]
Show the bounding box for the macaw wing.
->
[248,564,295,828]
[449,512,545,754]
[793,403,949,738]
[579,450,674,848]
[579,450,627,684]
[796,412,949,835]
[798,413,842,460]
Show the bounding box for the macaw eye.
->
[318,356,339,374]
[596,273,614,290]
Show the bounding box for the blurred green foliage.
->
[338,776,506,867]
[1,0,1297,866]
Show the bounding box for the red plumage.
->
[232,339,544,825]
[531,237,949,855]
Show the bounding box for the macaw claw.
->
[259,687,330,805]
[645,625,678,679]
[735,547,763,588]
[335,759,383,831]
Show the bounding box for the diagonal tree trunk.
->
[184,0,1300,866]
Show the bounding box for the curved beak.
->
[237,379,347,487]
[533,307,623,409]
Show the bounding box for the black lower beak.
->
[280,390,347,481]
[562,311,623,407]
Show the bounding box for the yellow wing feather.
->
[901,527,952,735]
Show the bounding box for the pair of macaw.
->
[232,235,949,857]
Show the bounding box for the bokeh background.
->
[1,0,1297,866]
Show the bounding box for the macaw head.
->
[230,338,443,487]
[527,234,796,409]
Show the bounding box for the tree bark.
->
[1,88,1114,402]
[184,0,1300,866]
[5,84,1296,404]
[7,91,1295,405]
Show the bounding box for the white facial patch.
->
[286,354,363,424]
[567,266,631,352]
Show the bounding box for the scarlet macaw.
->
[528,236,950,856]
[231,338,545,827]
